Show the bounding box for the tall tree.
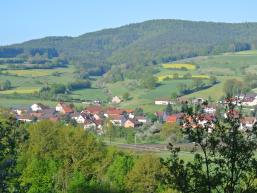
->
[0,114,21,193]
[161,101,257,193]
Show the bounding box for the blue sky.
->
[1,0,257,45]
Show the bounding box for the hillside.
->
[1,19,257,68]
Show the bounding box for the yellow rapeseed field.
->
[162,63,196,70]
[0,87,39,94]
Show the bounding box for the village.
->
[11,92,257,138]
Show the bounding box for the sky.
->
[1,0,257,45]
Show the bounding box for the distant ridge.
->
[1,19,257,66]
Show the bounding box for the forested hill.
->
[2,19,257,66]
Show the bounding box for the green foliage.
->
[0,113,22,193]
[18,121,106,193]
[106,154,134,191]
[141,75,157,89]
[0,80,12,90]
[122,92,130,101]
[125,155,165,193]
[223,79,244,97]
[160,123,183,143]
[165,103,173,115]
[162,102,257,193]
[4,20,257,72]
[67,80,91,91]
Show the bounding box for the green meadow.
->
[1,50,257,111]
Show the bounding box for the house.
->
[84,106,102,115]
[135,116,147,124]
[124,119,141,128]
[242,93,257,106]
[109,114,122,126]
[112,96,122,104]
[203,105,216,114]
[192,98,205,105]
[56,102,74,114]
[83,106,103,120]
[17,114,33,122]
[224,110,240,119]
[84,120,97,130]
[241,117,256,129]
[104,107,124,118]
[76,114,87,124]
[30,103,48,112]
[154,98,174,105]
[165,115,177,124]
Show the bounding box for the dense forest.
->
[1,20,257,70]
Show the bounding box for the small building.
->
[203,106,216,114]
[124,119,136,128]
[192,98,205,105]
[154,98,174,105]
[30,103,48,112]
[109,114,122,126]
[242,93,257,106]
[104,107,124,118]
[241,117,256,129]
[112,96,122,104]
[166,115,177,124]
[135,116,147,124]
[56,102,74,114]
[17,115,33,122]
[84,120,97,130]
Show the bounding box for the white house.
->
[154,99,174,105]
[112,96,122,104]
[203,106,216,114]
[76,115,87,124]
[30,103,46,112]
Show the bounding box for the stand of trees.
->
[0,80,11,90]
[162,102,257,193]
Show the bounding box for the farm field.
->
[162,63,196,70]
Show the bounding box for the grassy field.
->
[1,50,257,111]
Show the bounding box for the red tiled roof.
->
[85,106,102,114]
[166,115,177,123]
[109,114,121,120]
[106,108,124,116]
